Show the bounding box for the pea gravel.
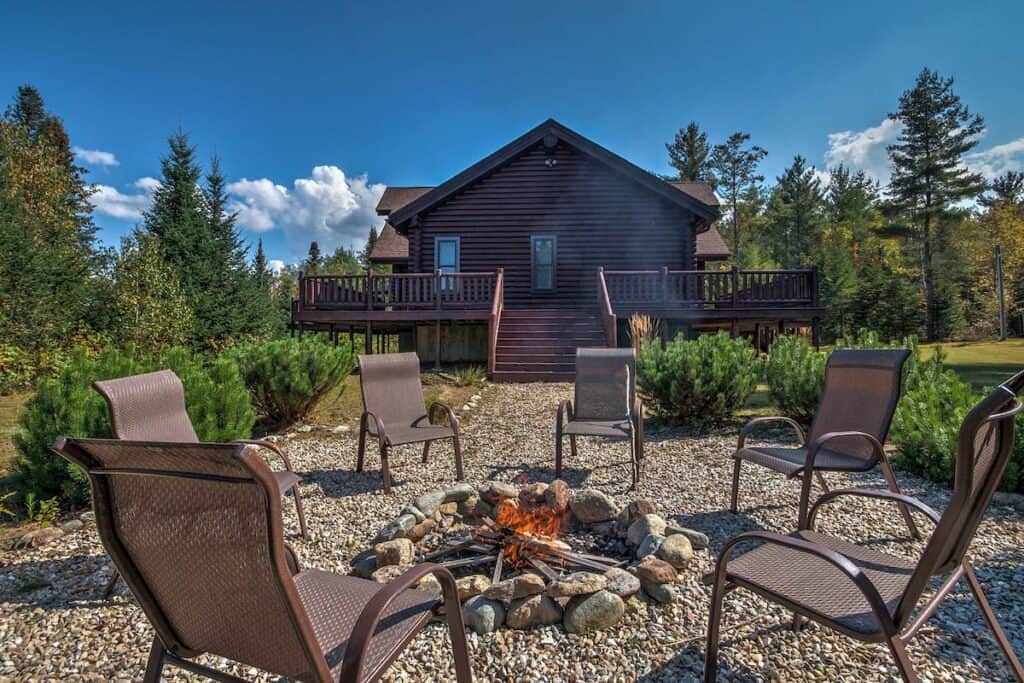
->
[2,381,1022,682]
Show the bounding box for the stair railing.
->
[597,267,617,347]
[488,268,504,375]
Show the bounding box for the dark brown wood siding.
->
[411,141,698,307]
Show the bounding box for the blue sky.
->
[3,1,1023,266]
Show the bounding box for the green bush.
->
[0,344,37,395]
[637,332,758,428]
[11,345,254,509]
[765,335,826,425]
[231,336,355,430]
[889,347,980,486]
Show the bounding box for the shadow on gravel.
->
[297,468,396,498]
[636,637,763,682]
[0,555,118,609]
[670,510,765,550]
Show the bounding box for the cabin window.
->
[531,235,556,291]
[434,236,460,290]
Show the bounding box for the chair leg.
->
[356,426,367,472]
[797,468,814,529]
[629,434,638,491]
[964,563,1024,680]
[445,590,473,683]
[292,486,308,540]
[570,434,578,460]
[102,563,121,600]
[885,634,919,683]
[380,444,392,494]
[729,459,742,513]
[143,636,166,683]
[452,435,464,481]
[703,575,727,683]
[555,427,563,479]
[814,471,830,493]
[878,457,921,539]
[422,440,431,463]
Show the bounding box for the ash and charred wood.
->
[570,551,626,567]
[423,539,473,561]
[492,550,504,583]
[441,554,497,570]
[528,557,559,582]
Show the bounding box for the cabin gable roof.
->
[386,118,720,229]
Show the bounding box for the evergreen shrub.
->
[231,336,355,430]
[11,346,254,509]
[764,335,826,425]
[637,332,758,428]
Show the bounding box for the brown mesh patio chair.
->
[356,352,463,494]
[94,370,308,540]
[704,371,1024,683]
[52,437,472,683]
[555,348,644,488]
[731,349,917,533]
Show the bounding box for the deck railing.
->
[297,270,499,312]
[602,267,819,309]
[487,269,504,375]
[596,268,618,347]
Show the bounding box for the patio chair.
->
[555,348,643,488]
[704,372,1024,683]
[356,352,463,494]
[93,370,308,600]
[731,349,917,533]
[52,438,471,683]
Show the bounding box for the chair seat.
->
[273,470,301,494]
[374,423,455,446]
[724,530,915,637]
[734,446,875,477]
[294,570,440,682]
[563,419,632,439]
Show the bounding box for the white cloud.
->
[228,165,385,255]
[267,259,286,275]
[90,180,157,220]
[821,118,903,185]
[72,146,120,167]
[964,137,1024,181]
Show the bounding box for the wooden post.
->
[754,323,761,351]
[811,318,821,350]
[434,320,442,370]
[365,322,372,354]
[730,266,739,308]
[661,266,669,305]
[730,319,739,338]
[435,269,443,311]
[810,265,820,307]
[996,245,1007,340]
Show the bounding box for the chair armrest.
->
[557,400,574,427]
[713,530,898,637]
[631,398,643,427]
[232,439,295,472]
[808,488,940,530]
[804,431,884,471]
[340,563,461,682]
[283,543,301,575]
[425,402,459,432]
[737,416,806,449]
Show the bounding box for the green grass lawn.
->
[920,338,1024,390]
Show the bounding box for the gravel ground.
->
[2,381,1022,682]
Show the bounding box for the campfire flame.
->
[493,499,568,567]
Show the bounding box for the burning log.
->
[441,554,498,570]
[492,551,504,583]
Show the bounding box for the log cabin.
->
[292,119,823,381]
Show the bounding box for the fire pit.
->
[351,479,709,634]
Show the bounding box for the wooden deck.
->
[291,267,824,375]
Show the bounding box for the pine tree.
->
[665,122,710,181]
[0,85,99,353]
[887,68,986,340]
[304,241,323,274]
[761,155,825,268]
[254,239,270,289]
[708,132,767,264]
[981,171,1024,208]
[360,225,379,270]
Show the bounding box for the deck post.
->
[730,319,739,338]
[365,322,372,354]
[811,318,821,350]
[661,266,669,305]
[730,266,739,308]
[435,269,442,311]
[434,320,442,370]
[365,270,373,311]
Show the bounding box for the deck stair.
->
[492,308,607,382]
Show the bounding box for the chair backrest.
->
[574,348,636,421]
[358,352,428,428]
[895,371,1023,625]
[806,349,911,463]
[52,437,332,682]
[93,370,199,442]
